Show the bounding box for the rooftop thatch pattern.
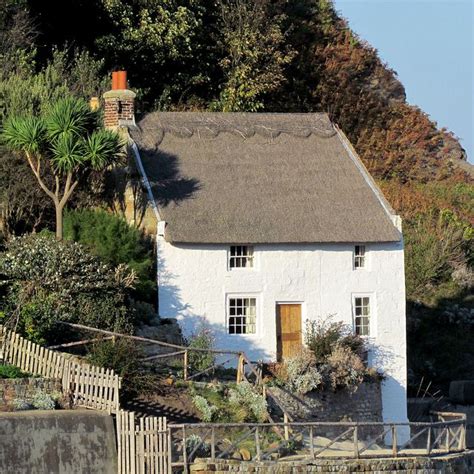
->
[131,112,401,244]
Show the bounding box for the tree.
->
[212,0,295,112]
[64,208,156,303]
[2,96,123,240]
[96,0,211,109]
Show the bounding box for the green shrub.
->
[190,381,268,423]
[276,348,323,395]
[228,381,268,422]
[0,234,139,344]
[325,345,366,391]
[185,434,211,461]
[304,318,365,362]
[86,338,145,397]
[0,364,29,379]
[64,209,156,303]
[13,399,32,410]
[31,391,56,410]
[404,210,472,301]
[192,395,218,422]
[186,326,216,375]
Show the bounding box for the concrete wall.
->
[0,410,117,473]
[158,239,408,427]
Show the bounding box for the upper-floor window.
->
[353,296,370,336]
[229,245,254,269]
[228,297,257,334]
[354,245,366,269]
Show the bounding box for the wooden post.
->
[167,425,173,474]
[284,412,289,441]
[353,425,359,458]
[211,427,216,461]
[445,426,450,453]
[183,350,188,381]
[426,426,432,455]
[255,427,261,461]
[391,425,398,457]
[309,426,315,458]
[236,353,244,383]
[182,425,188,474]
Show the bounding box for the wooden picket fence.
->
[0,325,170,472]
[0,325,121,413]
[117,410,170,474]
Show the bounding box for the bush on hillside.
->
[280,348,323,395]
[404,210,472,301]
[228,381,268,422]
[64,209,156,303]
[185,325,216,375]
[86,338,148,397]
[325,345,366,391]
[0,234,138,344]
[304,318,366,363]
[0,364,29,379]
[190,381,267,423]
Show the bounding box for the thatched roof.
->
[131,112,401,244]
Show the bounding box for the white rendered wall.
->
[157,238,408,427]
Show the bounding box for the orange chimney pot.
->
[111,70,127,90]
[112,71,119,90]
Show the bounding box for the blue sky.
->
[334,0,473,163]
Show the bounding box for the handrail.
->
[169,416,467,466]
[57,321,240,354]
[169,419,465,428]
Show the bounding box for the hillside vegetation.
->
[0,0,472,393]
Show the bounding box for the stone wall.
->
[190,451,474,473]
[0,410,117,473]
[0,378,62,411]
[271,381,383,423]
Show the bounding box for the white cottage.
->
[104,81,408,427]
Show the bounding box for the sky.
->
[334,0,473,163]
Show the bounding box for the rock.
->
[136,321,184,356]
[239,448,251,461]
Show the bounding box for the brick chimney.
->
[103,71,136,129]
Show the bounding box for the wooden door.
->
[276,304,302,361]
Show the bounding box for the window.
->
[229,245,254,269]
[354,245,366,269]
[228,297,257,334]
[353,296,370,336]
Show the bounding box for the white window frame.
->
[352,294,374,337]
[226,295,258,336]
[353,244,367,270]
[228,245,255,270]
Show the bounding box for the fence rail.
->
[0,325,121,413]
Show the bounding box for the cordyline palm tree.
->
[2,96,123,240]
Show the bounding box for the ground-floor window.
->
[353,295,371,336]
[228,297,257,334]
